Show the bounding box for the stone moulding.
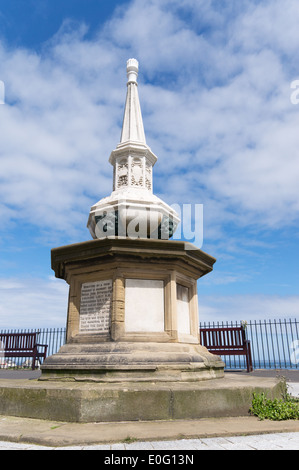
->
[40,342,225,383]
[51,238,216,280]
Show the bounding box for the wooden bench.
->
[200,326,253,372]
[0,333,48,370]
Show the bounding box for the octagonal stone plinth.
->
[41,238,224,382]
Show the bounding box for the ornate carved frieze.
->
[145,162,152,190]
[131,158,143,187]
[117,159,129,187]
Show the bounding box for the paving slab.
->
[0,414,298,448]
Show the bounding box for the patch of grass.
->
[250,390,299,421]
[122,436,138,444]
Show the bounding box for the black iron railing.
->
[1,319,298,370]
[0,327,66,368]
[199,319,299,370]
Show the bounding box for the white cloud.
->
[234,0,299,59]
[0,0,299,241]
[0,36,121,240]
[198,294,299,324]
[0,277,68,329]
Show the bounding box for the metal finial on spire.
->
[126,58,139,84]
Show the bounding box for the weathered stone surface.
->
[0,375,286,423]
[51,238,216,280]
[42,237,223,382]
[40,341,224,382]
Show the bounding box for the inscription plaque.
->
[79,280,112,334]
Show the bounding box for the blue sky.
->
[0,0,299,328]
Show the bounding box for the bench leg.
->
[248,344,253,372]
[246,346,253,373]
[32,347,37,370]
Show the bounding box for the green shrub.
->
[250,391,299,421]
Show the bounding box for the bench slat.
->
[0,333,48,370]
[200,327,253,372]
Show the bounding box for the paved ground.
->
[1,367,298,382]
[0,432,299,450]
[0,369,298,451]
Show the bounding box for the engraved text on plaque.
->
[79,280,112,334]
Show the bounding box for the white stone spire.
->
[109,58,157,193]
[120,59,146,144]
[87,59,180,240]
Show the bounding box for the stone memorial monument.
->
[0,60,284,425]
[41,58,225,382]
